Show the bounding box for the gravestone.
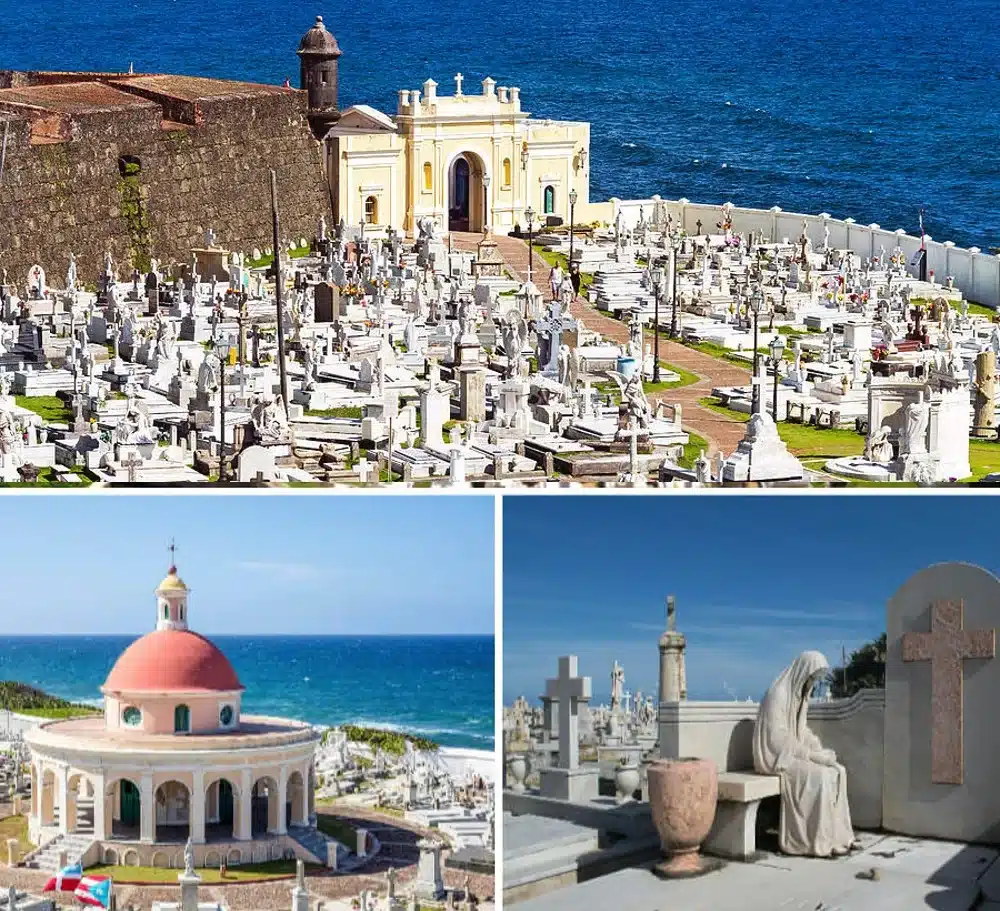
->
[884,562,1000,842]
[539,655,598,802]
[314,283,341,323]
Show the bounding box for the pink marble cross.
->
[902,599,995,785]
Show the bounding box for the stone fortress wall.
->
[582,196,1000,309]
[0,72,330,285]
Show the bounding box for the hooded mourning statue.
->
[752,650,855,857]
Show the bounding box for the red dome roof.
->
[103,630,244,694]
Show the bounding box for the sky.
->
[0,495,495,636]
[503,495,1000,704]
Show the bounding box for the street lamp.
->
[568,188,578,294]
[651,266,663,383]
[669,229,681,339]
[525,207,535,285]
[215,336,232,484]
[482,174,491,233]
[749,285,764,414]
[768,334,786,420]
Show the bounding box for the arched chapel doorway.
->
[448,153,486,233]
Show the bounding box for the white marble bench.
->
[704,771,781,861]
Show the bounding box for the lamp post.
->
[749,284,764,414]
[568,188,578,279]
[482,174,491,233]
[768,334,786,420]
[669,229,681,338]
[215,336,232,484]
[525,207,535,285]
[651,266,663,383]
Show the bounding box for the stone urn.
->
[507,754,527,793]
[615,762,641,805]
[647,757,720,878]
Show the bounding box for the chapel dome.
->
[298,16,342,56]
[103,629,244,694]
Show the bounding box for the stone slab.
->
[717,772,781,802]
[980,857,1000,901]
[842,834,996,887]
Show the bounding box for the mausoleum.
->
[24,559,324,869]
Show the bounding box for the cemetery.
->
[503,564,1000,909]
[0,558,495,910]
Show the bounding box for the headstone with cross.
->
[535,299,575,377]
[121,451,144,483]
[539,655,598,801]
[884,562,1000,841]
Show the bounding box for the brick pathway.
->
[452,232,749,455]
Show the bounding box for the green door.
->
[174,704,190,733]
[120,780,140,827]
[219,780,234,827]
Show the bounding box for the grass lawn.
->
[969,441,1000,481]
[698,397,750,423]
[15,395,73,424]
[14,705,99,719]
[0,814,34,857]
[644,361,700,392]
[86,859,323,884]
[316,811,360,846]
[0,466,93,488]
[304,406,363,419]
[677,432,709,469]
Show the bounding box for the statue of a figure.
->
[251,394,289,444]
[502,311,528,380]
[0,374,11,397]
[864,425,894,465]
[66,253,78,292]
[901,392,930,456]
[610,661,625,709]
[614,371,652,433]
[302,341,317,392]
[557,344,571,390]
[628,309,643,361]
[197,355,219,394]
[0,406,20,462]
[184,837,195,876]
[115,396,154,445]
[753,651,855,857]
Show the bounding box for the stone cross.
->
[122,451,143,483]
[667,594,676,631]
[902,599,995,784]
[544,655,591,770]
[535,299,565,375]
[454,73,464,96]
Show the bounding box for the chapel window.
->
[123,706,142,727]
[163,605,169,620]
[423,162,433,192]
[503,158,512,188]
[544,185,555,215]
[174,704,190,733]
[364,195,378,225]
[220,705,234,727]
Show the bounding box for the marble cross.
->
[544,655,591,771]
[902,599,995,784]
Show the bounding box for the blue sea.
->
[3,0,998,250]
[0,635,494,751]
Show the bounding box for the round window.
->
[220,705,234,726]
[123,706,142,727]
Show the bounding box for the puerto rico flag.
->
[42,860,82,892]
[74,875,112,908]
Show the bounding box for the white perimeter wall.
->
[595,196,1000,309]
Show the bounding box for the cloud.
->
[235,560,327,584]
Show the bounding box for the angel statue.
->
[501,310,529,379]
[609,369,652,438]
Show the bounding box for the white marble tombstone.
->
[883,562,1000,842]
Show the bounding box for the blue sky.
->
[0,496,495,635]
[503,495,1000,704]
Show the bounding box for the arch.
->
[251,776,279,836]
[423,162,433,192]
[204,850,221,867]
[286,771,306,827]
[107,776,141,839]
[544,184,555,215]
[155,780,190,842]
[66,772,95,835]
[204,775,239,841]
[174,704,191,733]
[227,848,242,866]
[364,196,378,225]
[503,158,512,188]
[170,851,184,869]
[446,150,487,233]
[103,848,119,866]
[151,851,169,868]
[122,849,140,867]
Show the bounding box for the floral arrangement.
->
[341,283,362,297]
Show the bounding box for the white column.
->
[276,768,288,835]
[56,768,70,835]
[298,765,309,825]
[191,769,206,844]
[140,774,155,844]
[92,774,107,840]
[237,769,252,841]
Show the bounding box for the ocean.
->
[0,635,494,751]
[3,0,998,250]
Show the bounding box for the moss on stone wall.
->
[117,161,152,274]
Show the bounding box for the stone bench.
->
[704,771,781,861]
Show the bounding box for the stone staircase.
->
[286,825,337,865]
[22,832,96,873]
